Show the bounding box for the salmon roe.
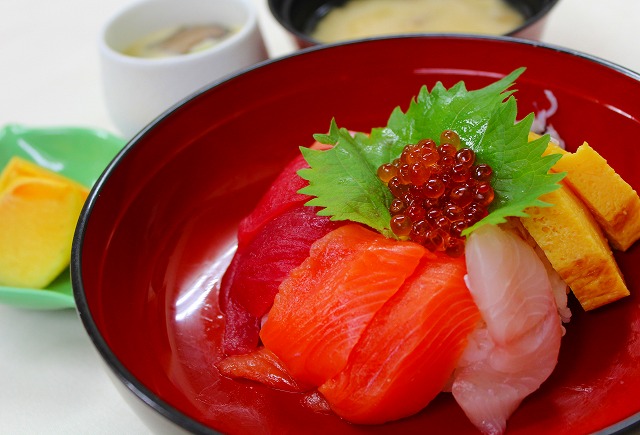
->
[377,130,495,257]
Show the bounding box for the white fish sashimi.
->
[535,244,572,325]
[501,218,572,324]
[451,225,567,435]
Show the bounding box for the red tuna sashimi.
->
[236,153,310,249]
[260,224,426,387]
[217,295,261,356]
[219,147,338,355]
[318,253,481,424]
[220,205,340,355]
[228,204,342,319]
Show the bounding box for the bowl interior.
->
[74,36,640,434]
[268,0,560,45]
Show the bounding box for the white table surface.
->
[1,0,639,433]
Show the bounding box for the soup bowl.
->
[268,0,561,48]
[73,35,640,434]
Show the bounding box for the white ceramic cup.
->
[99,0,268,138]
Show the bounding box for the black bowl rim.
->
[72,33,640,435]
[267,0,562,46]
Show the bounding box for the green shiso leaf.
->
[300,123,395,238]
[298,67,565,238]
[461,97,565,234]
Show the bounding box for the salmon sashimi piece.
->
[451,224,565,435]
[318,253,481,424]
[260,224,426,387]
[219,205,340,355]
[216,347,310,392]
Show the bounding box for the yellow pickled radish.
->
[0,157,89,288]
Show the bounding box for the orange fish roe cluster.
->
[377,130,495,257]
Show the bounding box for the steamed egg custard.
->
[312,0,526,43]
[123,23,237,59]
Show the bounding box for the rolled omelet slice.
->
[529,132,640,251]
[520,181,629,311]
[545,142,640,251]
[0,157,89,288]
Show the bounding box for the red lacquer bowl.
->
[72,35,640,434]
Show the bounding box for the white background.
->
[1,0,639,433]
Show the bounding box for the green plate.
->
[0,124,126,310]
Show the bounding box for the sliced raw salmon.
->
[260,224,426,387]
[318,252,481,424]
[216,347,310,392]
